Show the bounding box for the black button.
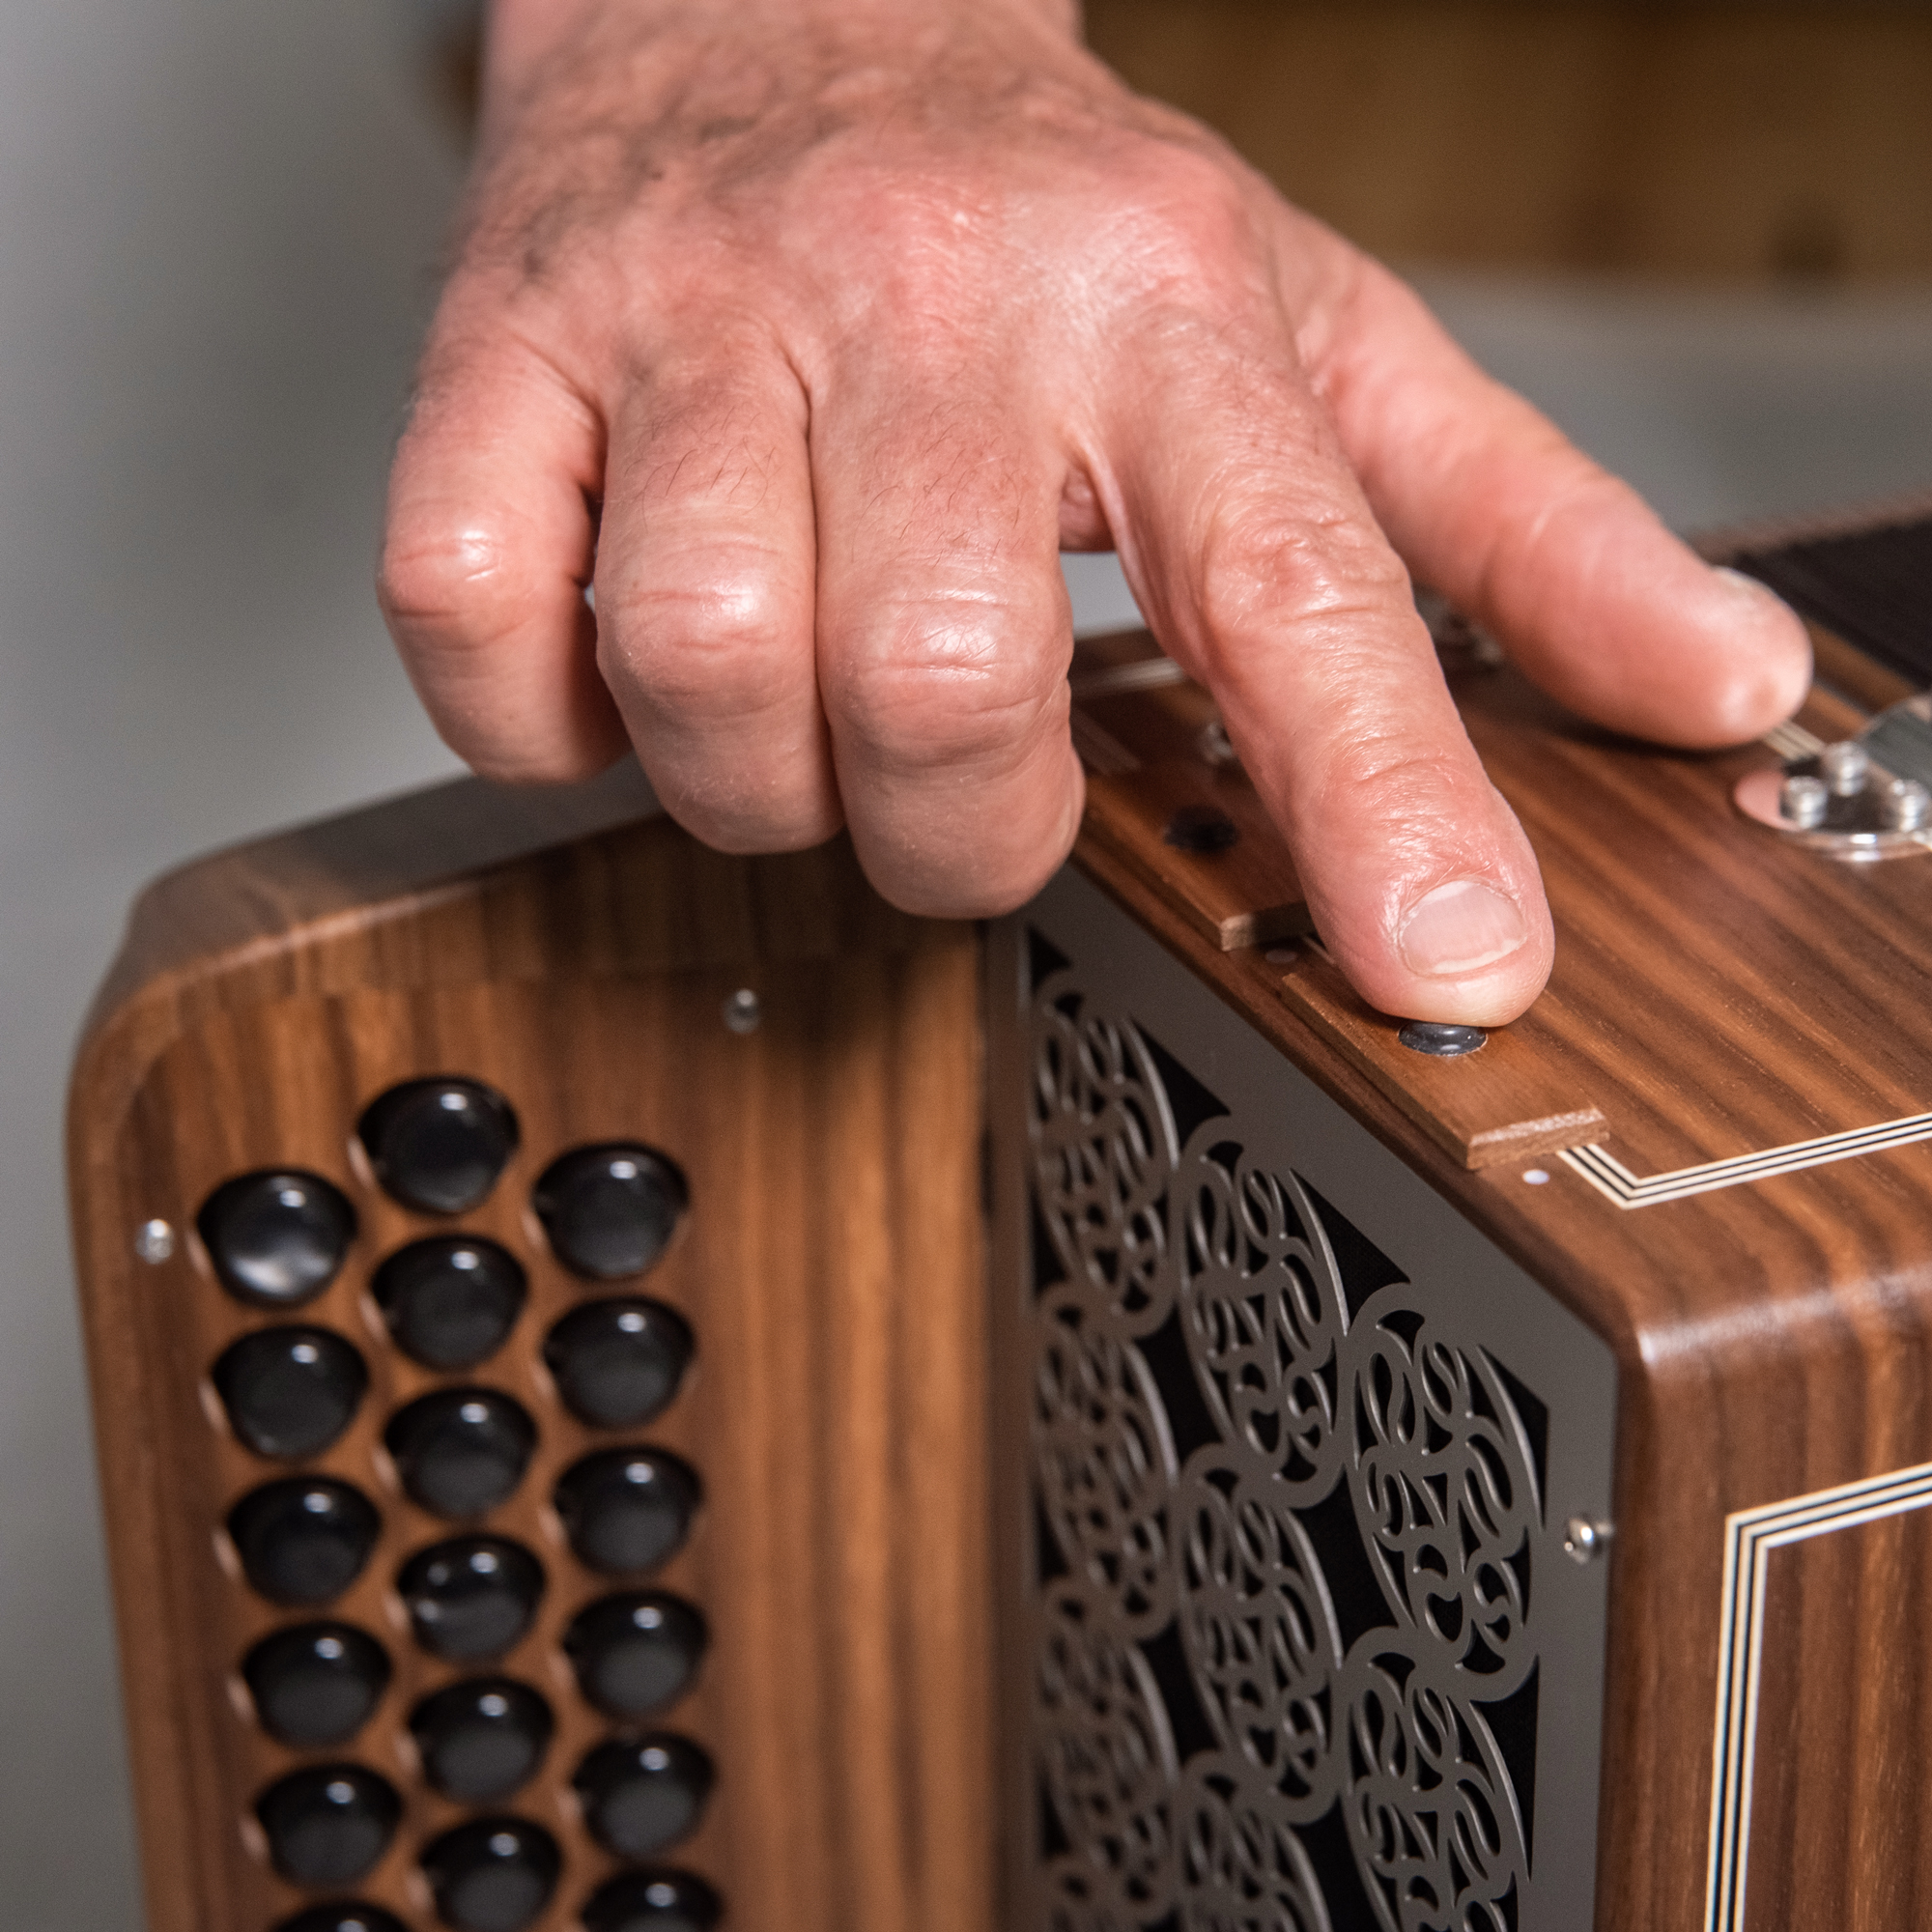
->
[420,1816,560,1932]
[574,1735,715,1860]
[229,1478,380,1606]
[1163,804,1239,854]
[213,1325,367,1460]
[564,1593,707,1719]
[398,1536,544,1662]
[243,1621,391,1747]
[199,1171,355,1309]
[554,1449,699,1576]
[273,1905,409,1932]
[373,1236,526,1370]
[385,1388,535,1520]
[582,1871,723,1932]
[409,1677,554,1804]
[543,1299,692,1429]
[532,1145,687,1280]
[256,1763,401,1888]
[1397,1018,1489,1058]
[357,1077,520,1215]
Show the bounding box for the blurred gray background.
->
[1,3,1928,1925]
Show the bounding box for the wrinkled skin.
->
[380,0,1810,1025]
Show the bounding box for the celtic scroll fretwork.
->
[1179,1145,1348,1502]
[1023,963,1548,1932]
[1030,971,1181,1334]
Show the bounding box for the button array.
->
[193,1073,714,1929]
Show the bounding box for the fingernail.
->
[1399,878,1528,978]
[1713,565,1790,613]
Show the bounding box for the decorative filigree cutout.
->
[1023,968,1547,1932]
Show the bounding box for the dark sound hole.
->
[410,1677,554,1804]
[398,1536,545,1662]
[373,1236,526,1370]
[553,1448,700,1576]
[198,1170,355,1309]
[384,1387,536,1520]
[228,1478,381,1606]
[357,1077,521,1216]
[420,1816,561,1932]
[532,1144,688,1280]
[581,1869,724,1932]
[255,1763,401,1888]
[213,1325,367,1459]
[573,1735,716,1860]
[242,1621,391,1747]
[563,1592,708,1719]
[543,1298,693,1429]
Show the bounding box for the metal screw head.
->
[1887,778,1931,832]
[1778,773,1830,829]
[134,1218,176,1264]
[1819,740,1870,796]
[1196,718,1240,770]
[1398,1020,1487,1058]
[1563,1515,1613,1564]
[723,989,761,1036]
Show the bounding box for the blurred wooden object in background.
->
[1084,1,1932,283]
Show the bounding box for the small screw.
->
[1819,741,1870,797]
[1563,1515,1614,1565]
[1196,718,1240,769]
[134,1218,176,1264]
[1164,806,1239,855]
[1779,773,1829,829]
[723,988,761,1036]
[1398,1020,1487,1058]
[1887,779,1931,833]
[1522,1168,1550,1186]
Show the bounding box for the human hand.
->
[379,0,1810,1026]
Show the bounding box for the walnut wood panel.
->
[69,809,990,1932]
[1744,1504,1932,1932]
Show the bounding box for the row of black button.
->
[274,1866,721,1932]
[257,1731,713,1885]
[246,1593,705,1748]
[229,1457,696,1625]
[200,1126,687,1310]
[213,1296,694,1462]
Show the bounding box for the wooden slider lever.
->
[1278,945,1607,1169]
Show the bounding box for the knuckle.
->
[829,598,1069,772]
[378,520,549,649]
[595,564,804,720]
[1195,510,1409,655]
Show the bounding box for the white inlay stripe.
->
[1706,1461,1932,1932]
[1556,1111,1932,1208]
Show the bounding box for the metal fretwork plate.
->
[990,871,1620,1932]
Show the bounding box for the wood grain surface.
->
[70,805,991,1932]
